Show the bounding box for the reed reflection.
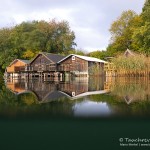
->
[106,77,150,104]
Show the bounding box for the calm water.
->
[0,77,150,119]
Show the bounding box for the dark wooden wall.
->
[58,56,88,72]
[30,54,53,72]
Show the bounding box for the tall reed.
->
[111,55,150,77]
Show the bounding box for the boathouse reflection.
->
[5,77,109,103]
[6,77,150,105]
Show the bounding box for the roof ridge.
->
[41,52,63,56]
[18,59,29,61]
[73,54,105,60]
[124,49,140,56]
[57,54,106,63]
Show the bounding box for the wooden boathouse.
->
[28,52,65,78]
[6,59,30,79]
[5,52,107,79]
[57,54,106,77]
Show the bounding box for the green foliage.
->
[109,10,137,41]
[131,0,150,56]
[107,1,150,56]
[9,20,76,54]
[132,22,150,56]
[62,49,85,56]
[88,50,110,60]
[0,28,15,70]
[141,0,150,22]
[107,10,141,55]
[23,49,38,59]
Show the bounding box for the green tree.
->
[132,22,150,56]
[132,0,150,56]
[0,28,15,70]
[141,0,150,22]
[11,20,76,57]
[10,21,36,58]
[35,20,76,54]
[88,50,110,60]
[107,10,141,55]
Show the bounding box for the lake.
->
[1,77,150,150]
[1,76,150,119]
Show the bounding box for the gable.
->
[124,49,137,57]
[30,54,53,65]
[9,59,27,67]
[59,55,87,64]
[30,53,65,65]
[58,54,106,64]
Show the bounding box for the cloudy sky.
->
[0,0,145,52]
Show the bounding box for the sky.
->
[0,0,145,52]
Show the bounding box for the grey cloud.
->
[0,0,145,51]
[8,0,82,12]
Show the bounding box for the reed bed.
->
[111,55,150,77]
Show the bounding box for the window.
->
[72,92,76,96]
[72,56,75,60]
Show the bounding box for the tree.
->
[132,22,150,56]
[130,0,150,56]
[107,10,141,55]
[0,28,15,70]
[34,20,76,54]
[141,0,150,22]
[88,50,110,60]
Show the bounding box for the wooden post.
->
[44,73,47,81]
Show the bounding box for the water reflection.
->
[106,77,150,104]
[1,77,150,118]
[6,77,108,102]
[73,100,112,117]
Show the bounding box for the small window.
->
[72,56,75,60]
[72,92,76,97]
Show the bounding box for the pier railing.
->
[14,66,26,72]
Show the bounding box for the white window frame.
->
[72,56,75,60]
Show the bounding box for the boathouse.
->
[57,54,106,77]
[124,49,137,57]
[6,59,30,79]
[5,52,107,79]
[28,52,65,77]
